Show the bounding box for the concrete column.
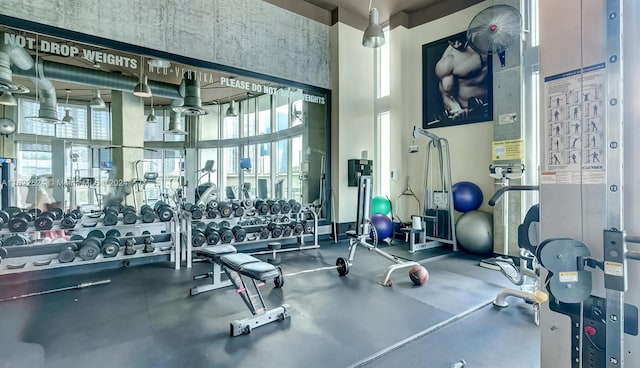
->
[110,90,145,206]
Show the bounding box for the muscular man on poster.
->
[435,39,489,120]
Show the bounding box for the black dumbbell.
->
[289,199,302,214]
[70,209,84,220]
[4,207,22,219]
[4,234,29,246]
[204,227,220,245]
[278,200,292,214]
[218,226,234,244]
[58,243,78,263]
[143,235,155,253]
[282,225,293,237]
[206,200,219,211]
[267,200,281,215]
[34,211,56,231]
[105,229,121,238]
[27,208,42,218]
[8,212,31,233]
[217,202,232,218]
[232,225,247,242]
[267,222,283,238]
[190,205,203,220]
[140,205,156,223]
[122,207,138,225]
[79,237,101,261]
[206,208,219,219]
[124,238,137,255]
[103,207,119,226]
[193,221,206,232]
[267,242,282,265]
[192,229,206,247]
[301,220,314,233]
[101,237,120,258]
[290,221,304,236]
[258,227,270,240]
[49,207,64,220]
[232,202,244,217]
[87,229,105,239]
[154,201,174,222]
[0,209,9,229]
[60,213,78,229]
[254,200,269,216]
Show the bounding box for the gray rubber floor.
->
[0,239,540,368]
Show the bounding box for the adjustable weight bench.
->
[191,246,290,336]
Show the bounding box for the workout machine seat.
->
[191,245,290,336]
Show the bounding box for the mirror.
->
[0,23,329,219]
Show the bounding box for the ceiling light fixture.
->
[0,92,17,106]
[89,89,106,109]
[362,0,385,48]
[146,95,156,123]
[62,90,74,124]
[133,56,152,98]
[225,83,238,117]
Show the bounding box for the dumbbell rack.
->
[180,202,319,268]
[0,211,182,275]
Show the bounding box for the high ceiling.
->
[265,0,484,29]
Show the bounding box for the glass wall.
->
[0,22,329,218]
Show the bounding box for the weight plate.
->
[190,208,203,220]
[122,205,136,214]
[282,226,292,237]
[153,201,167,212]
[219,205,232,218]
[271,226,283,238]
[219,220,230,229]
[103,212,118,226]
[336,257,349,276]
[274,266,284,288]
[0,247,7,259]
[280,202,292,214]
[234,228,247,242]
[256,203,269,216]
[207,208,219,219]
[58,247,76,263]
[234,207,244,217]
[206,231,220,245]
[70,209,83,220]
[207,200,219,210]
[259,228,270,240]
[269,203,281,215]
[105,229,121,238]
[34,212,55,230]
[140,204,153,213]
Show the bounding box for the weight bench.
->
[191,246,290,336]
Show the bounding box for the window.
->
[257,95,271,134]
[56,103,88,139]
[275,89,289,131]
[18,99,55,136]
[199,105,220,140]
[91,109,111,141]
[242,98,256,137]
[378,27,390,98]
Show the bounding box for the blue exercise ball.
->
[452,181,483,213]
[370,214,393,240]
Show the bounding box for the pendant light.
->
[0,92,17,106]
[62,90,74,124]
[89,89,106,109]
[362,0,385,48]
[225,85,237,117]
[133,56,152,98]
[146,95,156,123]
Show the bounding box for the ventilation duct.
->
[172,72,207,116]
[164,109,187,135]
[12,60,183,100]
[0,33,31,94]
[26,62,63,124]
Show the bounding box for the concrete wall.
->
[0,0,330,89]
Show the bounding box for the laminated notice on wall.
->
[543,63,606,184]
[492,139,523,160]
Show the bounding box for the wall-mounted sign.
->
[492,139,524,160]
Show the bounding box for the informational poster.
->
[492,139,524,160]
[542,63,606,184]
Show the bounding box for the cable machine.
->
[409,126,457,252]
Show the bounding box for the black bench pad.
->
[220,253,280,281]
[195,245,237,261]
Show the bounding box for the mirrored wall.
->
[0,22,330,218]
